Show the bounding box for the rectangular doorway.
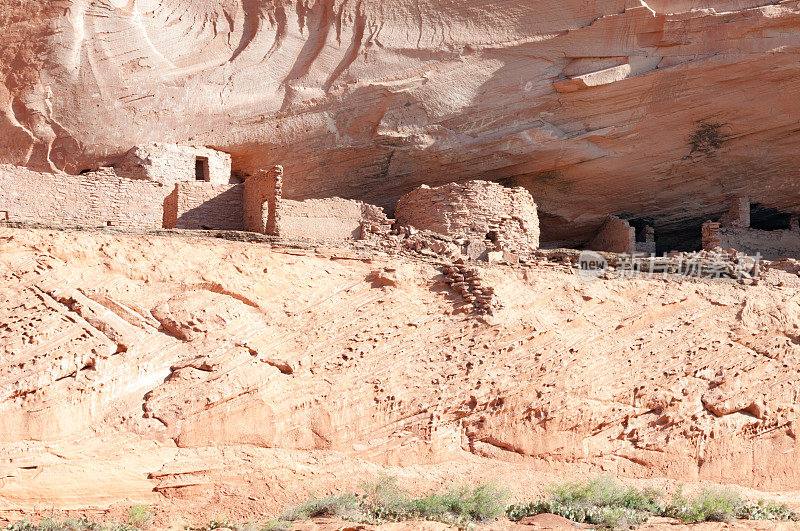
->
[195,157,210,181]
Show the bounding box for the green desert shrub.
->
[401,483,508,522]
[736,500,800,521]
[281,477,507,529]
[126,505,151,530]
[549,476,663,513]
[661,487,741,523]
[6,518,135,531]
[506,476,660,528]
[279,493,360,521]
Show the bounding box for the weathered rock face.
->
[2,0,800,246]
[3,227,800,521]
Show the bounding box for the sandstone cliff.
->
[2,0,800,246]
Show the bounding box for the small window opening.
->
[486,231,499,243]
[195,157,210,181]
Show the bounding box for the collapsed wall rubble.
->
[441,263,502,315]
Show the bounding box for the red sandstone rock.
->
[2,227,800,524]
[6,0,800,245]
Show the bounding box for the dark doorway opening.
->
[750,203,792,231]
[195,157,210,181]
[655,217,708,255]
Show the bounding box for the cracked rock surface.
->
[2,227,800,522]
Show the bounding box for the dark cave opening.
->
[750,203,792,231]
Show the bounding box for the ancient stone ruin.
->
[0,164,166,229]
[0,145,392,242]
[395,180,540,259]
[113,143,234,185]
[244,166,391,241]
[1,158,548,258]
[586,215,656,255]
[6,147,800,268]
[702,196,800,260]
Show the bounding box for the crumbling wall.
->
[169,182,244,230]
[394,180,540,253]
[277,198,390,241]
[588,216,635,254]
[243,165,389,241]
[704,225,800,260]
[113,143,232,185]
[702,221,722,250]
[0,165,167,228]
[702,197,800,259]
[635,226,656,255]
[722,196,751,228]
[244,166,282,235]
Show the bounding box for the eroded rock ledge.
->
[2,0,800,246]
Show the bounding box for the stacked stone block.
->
[244,166,283,235]
[442,263,502,315]
[114,143,232,185]
[588,216,635,254]
[395,180,540,255]
[0,165,168,229]
[172,182,244,230]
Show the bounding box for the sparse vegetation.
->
[125,506,151,530]
[6,517,137,531]
[506,476,658,528]
[6,480,799,530]
[662,487,800,524]
[506,477,800,529]
[187,521,291,531]
[279,476,508,529]
[661,486,741,523]
[278,493,360,521]
[4,505,151,531]
[737,499,800,521]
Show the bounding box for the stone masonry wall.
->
[277,198,390,240]
[702,197,800,259]
[394,180,540,253]
[244,166,282,235]
[702,221,722,250]
[635,226,656,255]
[0,165,167,228]
[705,225,800,260]
[169,182,244,230]
[721,196,750,228]
[588,216,635,254]
[113,143,232,185]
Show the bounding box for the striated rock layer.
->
[2,0,800,245]
[2,227,800,520]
